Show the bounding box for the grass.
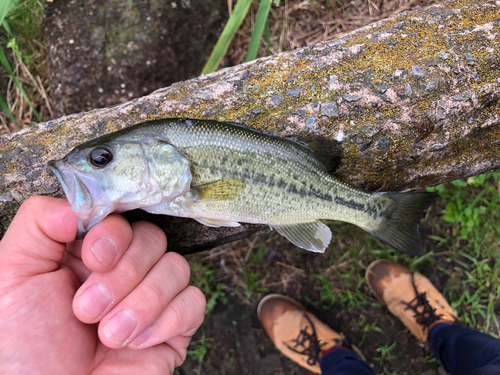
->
[202,0,253,74]
[203,0,281,74]
[186,329,208,374]
[243,0,273,63]
[374,341,396,364]
[189,257,228,315]
[0,0,48,133]
[425,172,500,337]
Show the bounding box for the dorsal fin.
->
[294,136,342,173]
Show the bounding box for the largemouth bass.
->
[48,118,437,255]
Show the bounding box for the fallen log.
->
[1,0,499,254]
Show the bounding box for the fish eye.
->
[89,147,113,168]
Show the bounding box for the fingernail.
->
[104,310,138,345]
[91,237,117,267]
[129,327,152,348]
[78,283,111,319]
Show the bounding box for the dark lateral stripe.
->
[334,196,378,218]
[285,183,333,201]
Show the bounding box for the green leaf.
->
[2,19,13,36]
[0,46,41,121]
[244,0,271,62]
[7,38,16,49]
[264,18,271,56]
[451,179,468,188]
[0,93,20,129]
[443,201,457,222]
[202,0,252,74]
[0,0,18,27]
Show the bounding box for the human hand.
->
[0,196,206,375]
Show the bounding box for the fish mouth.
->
[48,160,109,238]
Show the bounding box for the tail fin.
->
[368,192,438,255]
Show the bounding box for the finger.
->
[62,214,133,283]
[0,196,77,281]
[73,221,167,324]
[80,214,133,272]
[61,250,91,283]
[128,286,206,350]
[97,252,191,348]
[66,239,83,259]
[93,344,186,375]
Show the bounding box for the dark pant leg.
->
[319,347,375,375]
[428,323,500,375]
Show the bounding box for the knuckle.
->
[119,252,144,283]
[19,196,45,213]
[134,222,167,251]
[141,281,167,310]
[164,252,191,283]
[172,287,206,335]
[171,303,184,329]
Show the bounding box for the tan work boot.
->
[257,294,356,374]
[366,259,459,342]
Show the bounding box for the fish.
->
[48,118,437,255]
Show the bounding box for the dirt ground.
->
[180,223,452,374]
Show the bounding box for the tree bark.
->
[1,0,499,254]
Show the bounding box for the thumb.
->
[0,196,78,281]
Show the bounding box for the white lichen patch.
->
[382,120,403,135]
[338,87,384,108]
[160,100,191,114]
[212,81,236,98]
[397,105,414,124]
[472,22,496,40]
[384,88,404,103]
[348,43,365,56]
[480,114,500,129]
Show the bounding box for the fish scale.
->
[48,118,437,254]
[156,120,379,226]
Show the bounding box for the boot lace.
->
[283,311,346,366]
[400,276,453,335]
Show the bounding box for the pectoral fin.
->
[195,179,246,201]
[195,218,241,227]
[270,221,332,253]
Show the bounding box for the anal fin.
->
[195,218,241,228]
[270,221,332,253]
